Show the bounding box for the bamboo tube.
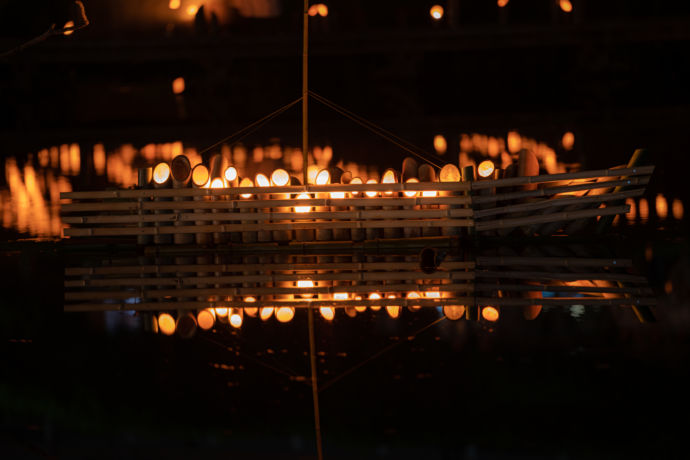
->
[364,178,382,240]
[440,164,462,237]
[332,169,351,241]
[136,167,152,245]
[381,169,402,239]
[239,177,257,243]
[270,168,293,242]
[401,157,419,183]
[419,164,440,237]
[224,166,241,242]
[171,155,194,245]
[293,177,315,241]
[176,311,197,338]
[152,161,173,245]
[255,173,273,242]
[402,178,422,238]
[348,177,365,241]
[191,164,211,245]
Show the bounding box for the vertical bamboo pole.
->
[171,155,193,245]
[137,167,152,246]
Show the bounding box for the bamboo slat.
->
[476,257,632,268]
[474,205,628,231]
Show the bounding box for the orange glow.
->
[368,292,382,311]
[330,191,346,199]
[271,169,290,186]
[297,279,314,288]
[443,305,465,320]
[407,291,422,311]
[421,190,437,198]
[240,177,254,198]
[186,5,198,16]
[307,165,321,184]
[69,143,80,175]
[672,199,684,220]
[295,192,312,213]
[440,164,461,182]
[638,198,649,220]
[63,21,74,35]
[349,176,363,196]
[255,173,270,188]
[404,178,419,197]
[197,309,215,330]
[316,169,330,185]
[172,77,185,95]
[433,135,447,154]
[424,291,441,299]
[210,178,224,189]
[158,313,176,336]
[229,309,243,328]
[365,179,378,198]
[482,306,499,322]
[93,143,106,175]
[333,292,348,300]
[386,295,400,318]
[477,160,495,178]
[382,169,397,196]
[430,5,444,20]
[276,306,295,323]
[320,306,335,321]
[244,296,256,303]
[625,198,636,221]
[354,295,366,312]
[562,131,575,150]
[260,307,274,321]
[192,164,209,187]
[214,306,228,317]
[224,166,238,182]
[244,307,258,317]
[656,194,668,219]
[153,162,171,184]
[559,0,573,13]
[507,130,521,153]
[497,0,509,7]
[308,4,328,17]
[169,0,181,10]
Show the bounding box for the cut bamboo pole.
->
[239,177,258,243]
[136,167,152,245]
[332,169,351,241]
[152,161,173,245]
[270,168,293,242]
[439,164,462,237]
[402,177,422,238]
[294,177,315,241]
[418,164,439,237]
[381,169,402,239]
[224,166,241,243]
[171,155,193,245]
[191,164,211,245]
[255,173,273,242]
[364,178,381,241]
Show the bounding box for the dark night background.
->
[1,1,690,458]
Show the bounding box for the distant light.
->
[656,194,668,219]
[229,309,243,328]
[404,178,419,197]
[158,313,176,336]
[276,306,295,323]
[497,0,509,7]
[385,295,400,318]
[169,0,181,10]
[214,306,228,317]
[507,131,521,153]
[63,20,74,36]
[443,305,465,320]
[297,279,314,288]
[561,131,575,150]
[407,291,421,311]
[308,4,329,17]
[271,169,290,186]
[307,164,321,185]
[172,77,185,95]
[440,164,461,182]
[433,135,447,155]
[244,296,256,303]
[245,307,258,317]
[368,292,382,311]
[187,5,199,16]
[153,162,171,184]
[638,198,649,220]
[672,199,684,220]
[320,306,335,321]
[482,306,499,322]
[224,166,238,182]
[477,160,495,178]
[559,0,573,13]
[430,5,444,20]
[295,193,312,213]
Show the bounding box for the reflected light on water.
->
[656,194,668,220]
[158,313,176,335]
[638,198,649,220]
[672,199,684,220]
[482,306,500,322]
[319,306,335,321]
[275,306,295,323]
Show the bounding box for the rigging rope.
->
[309,90,443,169]
[198,96,303,157]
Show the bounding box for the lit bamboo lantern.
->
[440,164,462,236]
[349,177,366,241]
[210,177,227,244]
[191,164,211,244]
[477,160,495,179]
[223,166,241,242]
[229,308,243,328]
[407,291,422,311]
[294,191,315,241]
[443,305,465,320]
[364,179,381,240]
[656,194,668,220]
[354,295,366,313]
[275,306,295,323]
[270,168,292,242]
[481,306,500,322]
[260,305,274,321]
[385,294,401,318]
[151,161,173,245]
[158,312,176,336]
[239,177,257,243]
[381,169,403,238]
[418,164,439,236]
[319,306,335,321]
[255,173,272,242]
[170,155,194,245]
[136,167,153,245]
[333,171,352,240]
[368,292,382,311]
[176,311,197,338]
[214,306,229,319]
[197,308,216,330]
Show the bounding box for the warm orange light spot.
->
[444,305,465,320]
[562,131,575,150]
[330,191,346,199]
[407,291,422,311]
[656,194,668,219]
[404,178,419,197]
[625,198,636,221]
[254,173,269,188]
[665,280,673,294]
[153,162,171,184]
[559,0,573,13]
[307,164,321,185]
[93,144,106,175]
[197,309,215,330]
[482,306,499,322]
[63,20,74,35]
[382,169,397,196]
[169,0,181,10]
[317,4,328,16]
[297,279,314,288]
[214,306,228,317]
[440,164,461,182]
[240,177,254,198]
[433,135,447,154]
[224,166,238,182]
[158,313,176,336]
[245,307,258,317]
[424,291,441,299]
[497,0,509,7]
[430,5,444,20]
[638,198,649,220]
[477,160,495,178]
[320,306,335,321]
[186,5,198,16]
[349,176,363,196]
[172,77,185,95]
[333,292,348,300]
[421,190,438,198]
[271,169,290,186]
[192,164,209,187]
[385,295,400,318]
[354,295,366,312]
[295,193,312,213]
[507,130,521,153]
[210,178,224,189]
[229,309,243,328]
[368,292,382,311]
[276,306,295,323]
[244,296,256,303]
[316,169,330,185]
[672,199,684,220]
[260,307,274,321]
[365,179,379,198]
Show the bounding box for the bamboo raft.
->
[64,244,656,332]
[60,158,654,242]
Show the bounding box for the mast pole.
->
[302,0,309,186]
